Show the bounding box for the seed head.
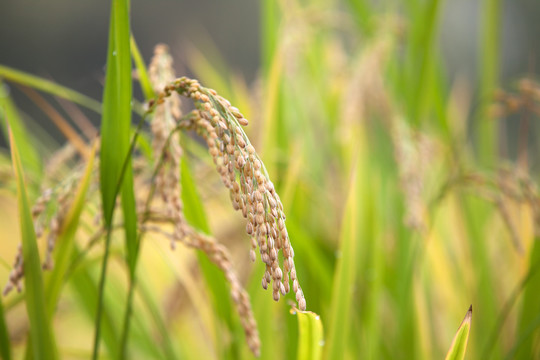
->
[146,74,308,319]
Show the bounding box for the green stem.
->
[118,120,189,359]
[92,230,113,360]
[92,115,147,360]
[119,274,137,359]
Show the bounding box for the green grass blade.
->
[483,253,540,359]
[45,142,97,316]
[99,0,137,267]
[0,65,101,113]
[445,305,473,360]
[506,313,540,360]
[515,238,540,359]
[0,81,42,178]
[291,309,324,360]
[130,35,155,100]
[0,296,11,360]
[409,0,442,124]
[324,154,361,360]
[461,198,499,357]
[96,0,136,357]
[7,125,57,360]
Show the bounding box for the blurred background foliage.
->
[1,0,540,359]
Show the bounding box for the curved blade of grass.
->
[95,0,136,358]
[515,238,540,359]
[17,86,90,159]
[54,96,98,140]
[324,154,361,360]
[483,246,540,358]
[460,198,499,357]
[445,305,473,360]
[290,308,324,360]
[45,142,97,316]
[130,35,155,100]
[0,81,42,178]
[0,65,101,113]
[8,125,57,360]
[0,297,11,360]
[506,312,540,360]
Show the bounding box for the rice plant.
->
[1,0,540,359]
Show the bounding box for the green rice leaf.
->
[291,308,324,360]
[45,142,97,316]
[99,0,137,270]
[324,155,361,360]
[8,125,57,360]
[130,35,155,100]
[445,305,473,360]
[410,0,442,124]
[0,65,101,113]
[0,81,42,178]
[95,0,137,357]
[0,297,11,360]
[514,238,540,359]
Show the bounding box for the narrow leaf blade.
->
[445,305,473,360]
[8,126,57,360]
[324,155,361,360]
[0,64,101,113]
[98,0,137,269]
[130,35,155,100]
[0,82,42,178]
[0,297,11,360]
[291,308,324,360]
[95,0,137,357]
[45,142,97,316]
